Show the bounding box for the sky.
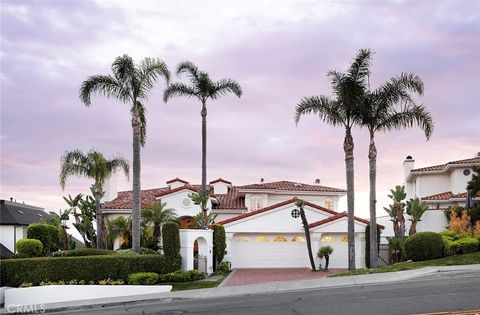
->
[1,0,479,220]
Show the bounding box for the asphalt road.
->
[55,271,480,315]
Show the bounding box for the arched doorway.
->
[193,236,208,273]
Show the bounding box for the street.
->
[54,271,480,315]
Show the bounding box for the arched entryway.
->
[193,236,208,273]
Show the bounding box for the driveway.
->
[222,268,345,286]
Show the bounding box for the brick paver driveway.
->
[223,268,346,286]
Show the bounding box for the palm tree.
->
[296,200,316,271]
[317,246,334,271]
[163,61,242,226]
[360,71,433,268]
[406,197,428,235]
[295,49,372,270]
[141,202,177,248]
[60,149,129,249]
[80,55,170,252]
[107,216,132,249]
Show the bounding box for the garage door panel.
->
[232,241,310,268]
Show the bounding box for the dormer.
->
[166,178,189,189]
[209,178,232,195]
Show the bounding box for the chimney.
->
[315,179,321,184]
[102,173,118,202]
[260,178,264,183]
[403,156,415,184]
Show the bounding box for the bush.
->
[115,248,159,256]
[211,224,226,269]
[443,239,460,256]
[405,232,444,261]
[159,270,205,283]
[440,230,457,238]
[0,254,181,287]
[457,238,479,254]
[27,224,60,255]
[217,261,231,273]
[50,248,114,257]
[16,239,43,257]
[128,272,159,285]
[162,222,180,258]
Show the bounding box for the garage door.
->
[319,233,348,268]
[230,234,311,268]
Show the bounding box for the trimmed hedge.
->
[128,272,159,285]
[212,224,226,268]
[162,222,180,258]
[16,239,43,257]
[27,224,60,255]
[159,270,205,282]
[51,248,114,257]
[405,232,444,261]
[0,254,181,287]
[457,238,479,254]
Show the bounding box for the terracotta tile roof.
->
[422,191,480,201]
[209,178,232,185]
[217,198,339,225]
[308,212,383,229]
[412,157,480,173]
[166,177,189,184]
[214,187,246,210]
[237,181,346,193]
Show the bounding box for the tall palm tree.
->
[360,70,433,268]
[80,55,170,252]
[60,149,129,249]
[295,49,372,270]
[141,202,177,246]
[163,61,242,226]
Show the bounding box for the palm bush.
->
[317,246,334,271]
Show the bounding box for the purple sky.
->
[1,1,479,218]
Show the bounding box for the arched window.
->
[320,235,336,243]
[273,236,288,242]
[291,236,306,242]
[234,236,251,242]
[340,235,348,242]
[255,236,270,242]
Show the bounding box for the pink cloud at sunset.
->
[1,0,479,219]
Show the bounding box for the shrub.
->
[162,222,180,258]
[440,230,457,238]
[128,272,159,285]
[217,261,231,273]
[27,224,61,255]
[443,239,460,256]
[186,270,205,281]
[16,239,43,257]
[50,248,114,257]
[115,248,159,256]
[211,224,226,270]
[405,232,444,261]
[0,254,181,287]
[365,224,381,268]
[457,238,479,254]
[159,270,205,283]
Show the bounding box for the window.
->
[324,198,334,210]
[291,236,306,242]
[291,209,300,218]
[320,235,336,243]
[340,235,348,243]
[182,197,192,208]
[234,236,251,243]
[255,236,270,242]
[273,236,288,242]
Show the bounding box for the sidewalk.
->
[3,264,480,313]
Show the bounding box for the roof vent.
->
[293,183,302,187]
[260,178,264,183]
[406,156,413,160]
[315,179,320,184]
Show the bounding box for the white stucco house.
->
[378,154,480,239]
[102,178,377,270]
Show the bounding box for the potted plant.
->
[317,246,334,271]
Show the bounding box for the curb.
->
[218,269,236,288]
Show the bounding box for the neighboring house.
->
[102,178,378,269]
[378,155,480,239]
[0,199,49,255]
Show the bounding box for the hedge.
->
[365,224,381,268]
[50,248,115,257]
[211,224,226,269]
[27,224,60,255]
[0,254,181,287]
[16,239,43,257]
[457,238,479,254]
[405,232,444,261]
[162,222,180,258]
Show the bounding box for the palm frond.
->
[211,78,242,99]
[60,149,89,189]
[136,58,170,100]
[294,96,343,126]
[348,48,373,82]
[378,104,434,139]
[79,75,129,106]
[107,157,130,181]
[176,60,200,81]
[112,54,135,84]
[163,82,198,102]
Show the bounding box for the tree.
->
[360,66,433,268]
[141,202,176,249]
[296,200,316,271]
[41,209,71,250]
[189,190,211,229]
[74,194,97,247]
[317,246,334,271]
[60,149,129,249]
[192,211,218,229]
[107,216,132,249]
[406,197,429,235]
[467,166,480,196]
[164,61,242,225]
[80,55,170,252]
[295,49,372,270]
[383,185,407,240]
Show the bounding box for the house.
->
[378,155,480,238]
[0,199,49,256]
[102,178,376,269]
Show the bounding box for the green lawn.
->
[330,252,480,277]
[168,273,230,291]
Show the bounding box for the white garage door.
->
[319,233,349,268]
[230,234,311,268]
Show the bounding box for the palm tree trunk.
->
[201,100,208,228]
[368,131,379,268]
[409,220,417,235]
[344,127,356,271]
[397,203,406,240]
[131,102,142,252]
[300,207,316,271]
[325,255,330,271]
[94,193,103,249]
